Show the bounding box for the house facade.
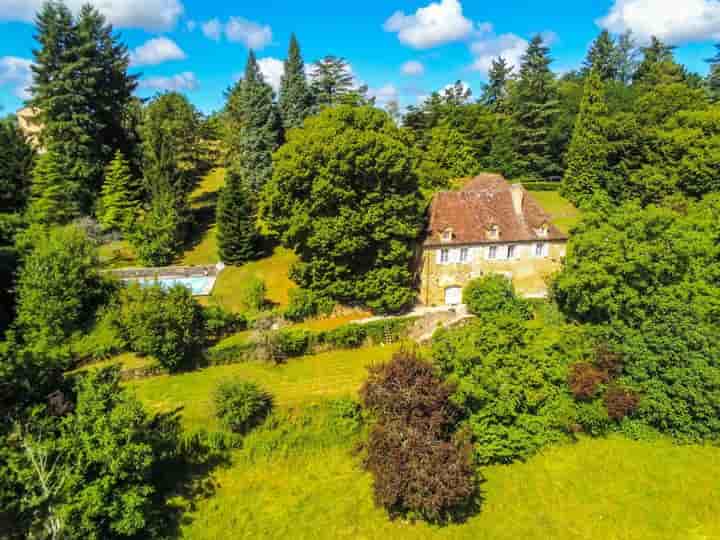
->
[418,174,567,306]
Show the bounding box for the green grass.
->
[178,436,720,540]
[69,352,157,375]
[181,167,225,266]
[530,190,582,234]
[129,344,398,430]
[208,246,298,311]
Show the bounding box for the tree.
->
[216,168,263,264]
[259,105,424,313]
[633,36,680,85]
[27,144,81,226]
[15,225,105,356]
[511,35,561,180]
[615,31,639,84]
[706,43,720,101]
[561,70,612,206]
[310,55,355,108]
[98,150,139,232]
[0,117,35,213]
[582,30,618,81]
[114,283,205,371]
[279,34,314,129]
[29,2,137,211]
[361,351,476,522]
[225,50,282,193]
[462,275,530,319]
[481,57,514,110]
[213,380,273,434]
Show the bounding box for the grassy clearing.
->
[180,168,225,266]
[69,352,156,375]
[129,344,398,430]
[530,190,582,234]
[178,436,720,540]
[208,247,298,311]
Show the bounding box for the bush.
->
[203,305,247,341]
[463,275,531,319]
[214,380,273,434]
[238,276,267,312]
[274,328,312,358]
[284,288,335,322]
[604,385,639,421]
[361,351,477,522]
[520,181,562,191]
[568,362,608,401]
[114,283,205,371]
[324,324,367,349]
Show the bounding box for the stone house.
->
[16,107,44,151]
[418,173,567,306]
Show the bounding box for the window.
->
[442,228,454,242]
[488,246,497,260]
[460,247,469,262]
[507,245,516,259]
[440,248,449,263]
[534,242,547,257]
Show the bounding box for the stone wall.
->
[418,240,566,305]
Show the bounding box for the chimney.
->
[510,184,524,216]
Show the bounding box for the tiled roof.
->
[423,173,568,247]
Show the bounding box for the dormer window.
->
[536,223,549,238]
[441,228,454,242]
[487,224,500,240]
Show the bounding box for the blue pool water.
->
[131,276,216,296]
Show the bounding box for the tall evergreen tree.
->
[615,31,639,84]
[27,144,81,226]
[279,34,313,129]
[582,30,618,81]
[511,35,560,180]
[481,57,514,110]
[216,168,262,264]
[633,36,679,84]
[0,117,35,213]
[561,69,611,206]
[225,50,282,193]
[310,56,355,108]
[705,43,720,101]
[98,150,139,232]
[29,2,137,212]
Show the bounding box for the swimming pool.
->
[128,276,216,296]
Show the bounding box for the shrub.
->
[115,283,205,371]
[574,400,612,436]
[214,380,273,434]
[361,351,477,522]
[274,328,312,358]
[284,288,335,322]
[568,362,608,401]
[238,276,267,312]
[463,275,531,319]
[604,385,640,421]
[203,305,247,341]
[324,324,367,349]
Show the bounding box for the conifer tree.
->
[216,168,262,264]
[561,70,610,206]
[511,35,560,180]
[98,150,139,232]
[27,144,81,226]
[0,118,35,213]
[310,56,355,108]
[706,43,720,101]
[225,50,282,193]
[615,31,638,84]
[633,36,679,84]
[481,57,514,110]
[582,30,618,81]
[279,34,314,129]
[29,2,137,212]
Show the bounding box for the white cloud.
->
[384,0,473,49]
[401,60,425,76]
[0,0,183,31]
[225,16,272,49]
[468,24,527,74]
[257,57,284,92]
[130,37,186,67]
[443,80,471,95]
[369,84,399,104]
[201,18,222,41]
[0,56,33,99]
[598,0,720,45]
[139,71,198,91]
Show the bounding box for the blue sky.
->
[1,0,719,114]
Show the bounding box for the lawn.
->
[129,344,398,430]
[529,190,582,234]
[178,436,720,540]
[180,167,225,266]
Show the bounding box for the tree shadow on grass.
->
[180,190,220,262]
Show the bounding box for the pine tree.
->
[29,2,137,213]
[561,69,610,206]
[27,144,81,226]
[633,36,680,85]
[705,43,720,101]
[98,150,139,232]
[310,56,354,108]
[0,118,35,213]
[216,168,262,265]
[481,57,514,110]
[615,31,638,84]
[225,50,282,193]
[582,30,618,81]
[279,34,313,129]
[511,35,560,180]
